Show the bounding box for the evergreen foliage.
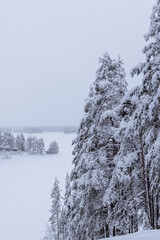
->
[45,1,160,239]
[47,141,59,154]
[0,132,59,157]
[49,178,61,240]
[68,53,127,239]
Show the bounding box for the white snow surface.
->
[0,132,75,240]
[99,230,160,240]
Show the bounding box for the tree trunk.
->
[108,204,113,237]
[139,132,151,224]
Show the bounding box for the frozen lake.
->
[0,132,75,240]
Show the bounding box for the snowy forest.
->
[0,132,59,156]
[44,1,160,239]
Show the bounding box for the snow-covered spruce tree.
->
[68,84,95,240]
[16,134,25,152]
[68,53,127,239]
[49,178,61,240]
[103,1,160,233]
[59,207,66,240]
[7,133,15,152]
[32,136,38,154]
[62,173,71,239]
[1,132,15,152]
[25,136,44,155]
[0,132,3,150]
[15,134,21,150]
[37,138,45,155]
[47,141,59,154]
[19,134,25,151]
[130,0,160,229]
[103,87,143,236]
[26,136,33,154]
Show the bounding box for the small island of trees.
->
[0,132,59,157]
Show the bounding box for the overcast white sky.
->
[0,0,156,127]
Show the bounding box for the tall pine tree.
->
[130,0,160,228]
[49,178,61,240]
[68,53,127,239]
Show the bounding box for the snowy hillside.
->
[0,132,75,240]
[99,230,160,240]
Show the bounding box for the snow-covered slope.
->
[99,230,160,240]
[0,132,75,240]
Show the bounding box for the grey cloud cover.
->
[0,0,155,126]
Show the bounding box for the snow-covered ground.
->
[99,230,160,240]
[0,132,75,240]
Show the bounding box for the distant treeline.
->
[0,132,59,155]
[0,126,77,134]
